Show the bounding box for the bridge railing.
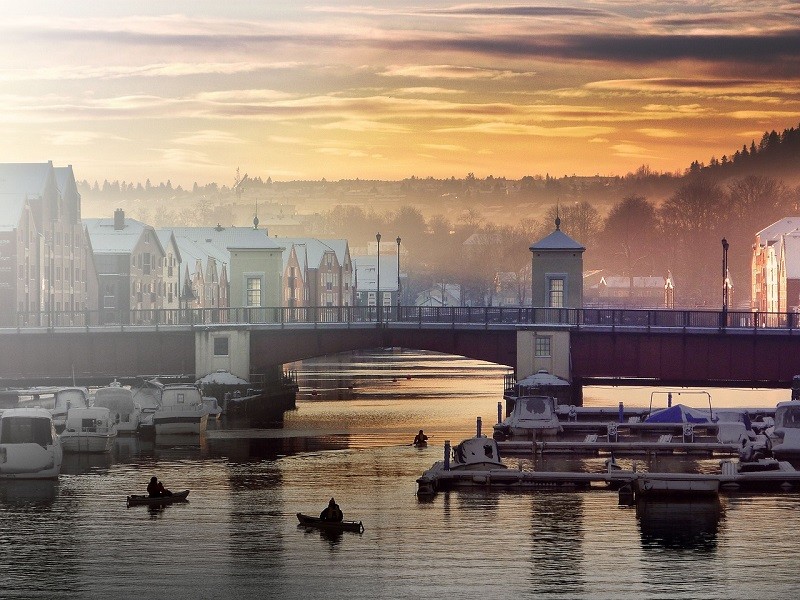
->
[6,306,799,330]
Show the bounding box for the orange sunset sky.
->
[0,1,798,185]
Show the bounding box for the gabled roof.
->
[276,237,349,269]
[84,216,163,255]
[156,230,182,264]
[756,217,800,245]
[172,235,229,278]
[0,162,54,230]
[169,226,283,251]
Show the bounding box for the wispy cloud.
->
[381,64,535,80]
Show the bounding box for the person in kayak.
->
[413,430,428,445]
[320,497,343,522]
[147,476,172,497]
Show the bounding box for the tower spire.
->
[555,204,561,230]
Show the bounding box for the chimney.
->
[114,208,125,230]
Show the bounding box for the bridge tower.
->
[529,214,585,308]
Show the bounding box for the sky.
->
[0,1,799,186]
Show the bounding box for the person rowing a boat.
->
[413,430,428,446]
[320,497,343,522]
[147,476,173,498]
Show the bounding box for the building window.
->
[535,337,551,357]
[246,277,261,307]
[213,336,229,356]
[548,278,564,308]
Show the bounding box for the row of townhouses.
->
[0,162,404,325]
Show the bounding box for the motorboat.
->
[494,395,562,439]
[768,400,800,458]
[127,490,190,506]
[0,408,62,479]
[59,407,117,453]
[93,384,140,435]
[50,387,89,432]
[450,436,507,470]
[297,513,364,533]
[152,384,209,435]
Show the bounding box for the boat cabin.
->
[160,385,203,408]
[451,436,506,470]
[63,407,115,435]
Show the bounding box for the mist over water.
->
[1,349,798,599]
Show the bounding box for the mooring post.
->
[497,402,503,424]
[476,416,482,437]
[444,440,451,471]
[618,401,624,423]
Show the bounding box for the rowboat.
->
[127,490,190,506]
[296,512,364,533]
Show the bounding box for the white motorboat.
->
[60,407,117,453]
[769,400,800,458]
[153,384,208,435]
[494,395,562,439]
[0,408,62,479]
[51,387,89,432]
[450,436,507,470]
[93,384,140,435]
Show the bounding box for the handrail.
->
[6,306,800,331]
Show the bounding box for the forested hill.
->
[691,122,800,183]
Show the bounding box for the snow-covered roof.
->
[600,276,666,289]
[196,370,248,385]
[84,216,160,254]
[529,228,585,251]
[756,217,800,245]
[156,230,182,264]
[170,226,283,251]
[0,162,54,231]
[173,235,229,278]
[516,370,570,388]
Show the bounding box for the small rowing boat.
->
[296,512,364,533]
[127,490,190,506]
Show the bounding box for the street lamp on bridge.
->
[721,238,729,324]
[376,232,381,324]
[396,236,401,312]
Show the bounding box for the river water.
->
[1,349,798,599]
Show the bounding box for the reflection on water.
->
[637,499,723,551]
[1,349,800,599]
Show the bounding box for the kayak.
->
[296,512,364,533]
[127,490,190,506]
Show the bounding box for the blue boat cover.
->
[644,404,710,424]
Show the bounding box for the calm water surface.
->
[1,350,798,599]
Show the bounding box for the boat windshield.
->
[517,396,554,420]
[777,405,800,429]
[0,417,53,446]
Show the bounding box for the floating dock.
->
[497,439,742,456]
[416,452,800,498]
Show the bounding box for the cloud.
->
[435,122,616,137]
[381,64,534,80]
[172,130,246,146]
[319,120,409,133]
[47,130,126,146]
[612,143,656,158]
[636,128,684,138]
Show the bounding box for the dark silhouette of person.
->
[414,430,428,445]
[147,476,160,497]
[320,497,343,522]
[157,481,173,497]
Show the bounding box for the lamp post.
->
[376,232,381,324]
[396,236,401,316]
[721,238,729,325]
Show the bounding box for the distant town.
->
[3,125,800,323]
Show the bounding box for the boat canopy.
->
[0,409,54,446]
[644,404,711,424]
[54,388,88,412]
[774,402,800,430]
[512,395,556,421]
[94,388,135,413]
